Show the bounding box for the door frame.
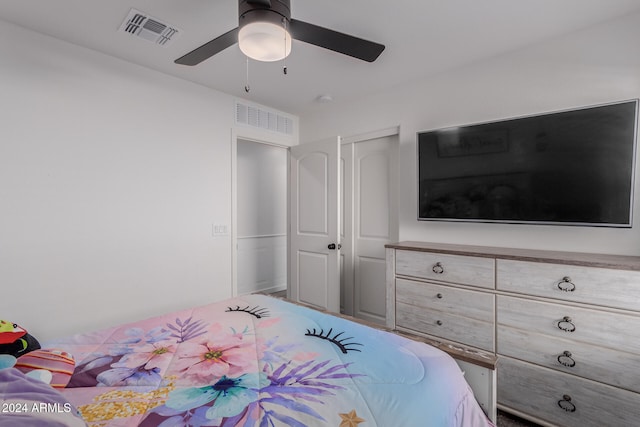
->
[231,129,296,297]
[231,124,399,311]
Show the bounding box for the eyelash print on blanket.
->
[39,294,494,426]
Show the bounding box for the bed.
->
[12,294,493,426]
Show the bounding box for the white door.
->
[340,144,354,315]
[350,134,398,324]
[289,137,341,312]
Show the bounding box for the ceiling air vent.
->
[119,9,180,46]
[236,102,294,136]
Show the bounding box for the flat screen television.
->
[417,100,638,227]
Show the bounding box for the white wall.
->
[0,19,295,341]
[300,13,640,256]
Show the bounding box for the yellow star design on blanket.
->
[339,409,365,426]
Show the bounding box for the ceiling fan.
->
[175,0,385,65]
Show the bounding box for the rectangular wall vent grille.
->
[235,102,294,135]
[119,9,179,46]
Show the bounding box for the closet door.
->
[340,144,354,315]
[289,137,341,312]
[352,135,398,324]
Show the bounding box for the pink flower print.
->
[172,334,257,383]
[115,340,177,372]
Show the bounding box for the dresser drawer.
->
[396,279,495,351]
[498,325,640,393]
[497,295,640,354]
[397,278,494,322]
[498,356,640,427]
[396,304,494,351]
[497,259,640,311]
[396,250,495,288]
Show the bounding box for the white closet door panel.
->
[340,145,354,315]
[298,152,329,235]
[353,136,397,324]
[290,138,340,312]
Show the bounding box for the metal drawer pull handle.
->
[436,293,443,299]
[558,351,576,367]
[557,395,576,413]
[432,262,444,274]
[557,276,576,292]
[557,316,576,332]
[436,320,443,326]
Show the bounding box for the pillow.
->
[14,349,75,389]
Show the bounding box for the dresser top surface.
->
[386,241,640,271]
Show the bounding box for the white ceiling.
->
[2,0,640,116]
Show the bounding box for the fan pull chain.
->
[283,18,288,75]
[244,57,250,93]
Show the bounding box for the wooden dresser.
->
[385,241,640,427]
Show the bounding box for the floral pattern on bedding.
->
[60,302,362,426]
[46,294,494,427]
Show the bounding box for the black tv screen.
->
[418,100,638,227]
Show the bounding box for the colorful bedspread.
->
[44,294,493,426]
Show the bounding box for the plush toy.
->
[0,354,16,370]
[15,349,75,388]
[0,319,41,357]
[0,353,53,385]
[0,321,75,388]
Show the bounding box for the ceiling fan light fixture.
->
[238,21,291,62]
[175,0,385,66]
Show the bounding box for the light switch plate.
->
[212,224,229,236]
